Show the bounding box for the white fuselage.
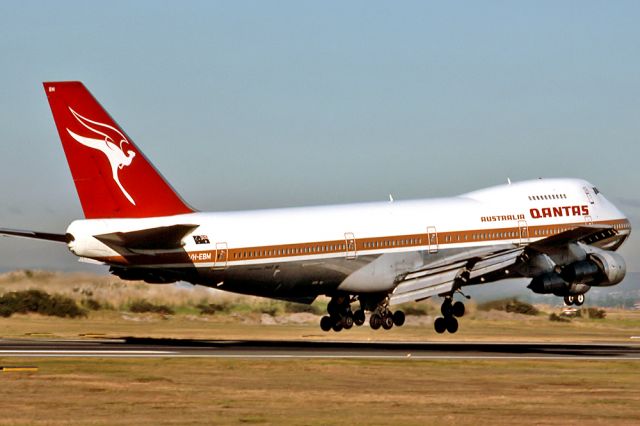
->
[65,178,631,297]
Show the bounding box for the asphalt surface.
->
[1,338,639,360]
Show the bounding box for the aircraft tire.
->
[564,295,575,306]
[452,301,465,318]
[332,321,343,332]
[446,316,459,334]
[343,314,354,329]
[575,294,585,306]
[320,316,333,332]
[370,314,382,330]
[434,317,446,334]
[353,309,366,326]
[392,310,405,327]
[382,314,394,330]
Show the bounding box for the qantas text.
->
[530,205,589,219]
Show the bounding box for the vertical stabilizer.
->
[43,81,194,219]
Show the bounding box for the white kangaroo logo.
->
[66,107,137,205]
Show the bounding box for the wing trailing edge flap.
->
[94,224,199,251]
[467,248,524,280]
[389,247,524,306]
[391,260,467,305]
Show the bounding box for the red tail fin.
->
[43,81,194,219]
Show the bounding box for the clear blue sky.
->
[0,1,638,271]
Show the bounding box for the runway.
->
[1,338,639,360]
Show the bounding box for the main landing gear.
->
[320,295,405,332]
[563,294,585,306]
[433,298,465,334]
[368,307,405,331]
[319,295,355,332]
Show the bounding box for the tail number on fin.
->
[66,107,137,205]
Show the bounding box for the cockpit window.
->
[593,187,600,195]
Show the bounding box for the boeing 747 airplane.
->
[0,82,632,334]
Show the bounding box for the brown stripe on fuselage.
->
[97,218,631,267]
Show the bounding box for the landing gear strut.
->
[434,297,465,334]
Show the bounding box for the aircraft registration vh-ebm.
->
[0,82,633,334]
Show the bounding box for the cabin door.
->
[214,242,228,270]
[518,220,529,246]
[427,226,438,254]
[344,232,357,260]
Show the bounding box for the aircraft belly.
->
[209,256,373,301]
[338,251,423,293]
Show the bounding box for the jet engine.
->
[582,249,626,286]
[527,248,626,296]
[527,272,590,296]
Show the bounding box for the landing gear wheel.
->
[452,301,465,318]
[353,309,366,326]
[382,314,394,330]
[446,316,459,334]
[575,294,585,306]
[392,310,405,327]
[331,320,343,332]
[370,314,382,330]
[343,314,354,329]
[441,299,453,317]
[320,316,332,332]
[564,295,575,306]
[434,317,447,334]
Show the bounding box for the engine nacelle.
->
[561,260,600,283]
[527,272,590,296]
[587,250,626,286]
[528,247,626,296]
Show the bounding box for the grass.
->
[129,300,175,315]
[0,289,86,318]
[0,358,638,425]
[1,308,639,343]
[1,271,639,424]
[477,298,539,315]
[1,269,640,342]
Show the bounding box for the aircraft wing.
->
[389,224,620,305]
[390,245,524,305]
[0,227,69,243]
[94,224,199,251]
[527,225,617,252]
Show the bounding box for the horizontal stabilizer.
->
[0,227,69,243]
[94,224,199,250]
